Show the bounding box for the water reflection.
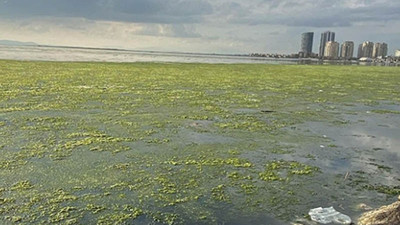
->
[296,110,400,182]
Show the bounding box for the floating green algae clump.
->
[259,160,319,181]
[0,60,399,224]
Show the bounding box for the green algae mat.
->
[0,60,399,224]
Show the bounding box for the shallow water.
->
[280,103,400,221]
[0,61,399,224]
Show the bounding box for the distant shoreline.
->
[0,45,399,66]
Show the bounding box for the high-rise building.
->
[324,41,339,59]
[358,41,374,58]
[372,43,379,58]
[300,32,314,57]
[319,31,335,58]
[363,41,374,58]
[382,43,388,57]
[357,44,363,58]
[340,41,354,59]
[395,50,400,57]
[372,42,388,58]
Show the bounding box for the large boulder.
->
[358,196,400,225]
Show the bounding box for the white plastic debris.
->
[309,206,352,224]
[320,145,325,148]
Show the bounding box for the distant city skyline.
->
[0,1,399,54]
[298,30,390,59]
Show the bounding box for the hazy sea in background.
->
[2,45,398,66]
[0,45,301,64]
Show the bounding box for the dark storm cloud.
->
[219,0,400,27]
[0,0,213,23]
[253,0,400,27]
[1,0,400,27]
[0,0,100,17]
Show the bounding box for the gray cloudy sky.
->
[0,0,399,54]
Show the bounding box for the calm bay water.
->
[2,45,397,66]
[0,45,302,64]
